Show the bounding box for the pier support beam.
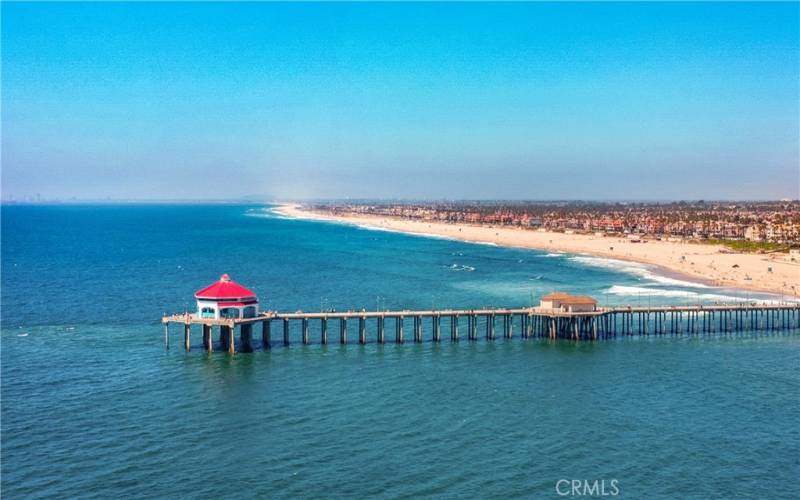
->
[261,321,270,350]
[183,324,190,351]
[340,318,347,345]
[396,317,404,343]
[413,316,422,343]
[433,315,441,342]
[302,318,309,345]
[221,325,235,354]
[359,316,367,345]
[240,323,253,353]
[321,317,328,345]
[377,316,385,344]
[203,324,212,352]
[283,319,290,346]
[220,325,228,348]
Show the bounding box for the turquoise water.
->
[2,205,798,498]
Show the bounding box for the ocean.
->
[2,204,798,498]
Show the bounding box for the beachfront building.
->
[195,274,259,319]
[540,292,598,313]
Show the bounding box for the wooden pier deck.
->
[162,303,800,353]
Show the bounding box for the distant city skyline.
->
[2,2,798,201]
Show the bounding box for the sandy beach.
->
[275,204,799,297]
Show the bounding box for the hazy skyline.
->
[2,2,799,201]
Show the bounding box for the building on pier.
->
[195,274,258,319]
[540,292,597,313]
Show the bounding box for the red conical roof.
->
[195,274,257,300]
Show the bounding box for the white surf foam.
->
[244,207,300,220]
[643,274,711,288]
[354,224,458,241]
[448,264,476,272]
[568,255,710,288]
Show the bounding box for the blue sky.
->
[2,2,798,201]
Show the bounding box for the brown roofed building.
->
[539,292,598,313]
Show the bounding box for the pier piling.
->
[203,324,212,352]
[396,316,404,344]
[261,321,270,349]
[240,323,253,352]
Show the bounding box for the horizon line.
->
[2,197,798,205]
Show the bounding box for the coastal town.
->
[279,201,800,297]
[310,200,800,249]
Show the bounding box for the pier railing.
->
[162,304,800,353]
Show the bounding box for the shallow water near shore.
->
[2,204,798,498]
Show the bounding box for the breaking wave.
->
[354,224,459,241]
[245,207,283,219]
[449,264,476,272]
[568,255,710,288]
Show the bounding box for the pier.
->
[162,304,800,353]
[161,275,800,352]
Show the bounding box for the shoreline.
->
[272,203,798,297]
